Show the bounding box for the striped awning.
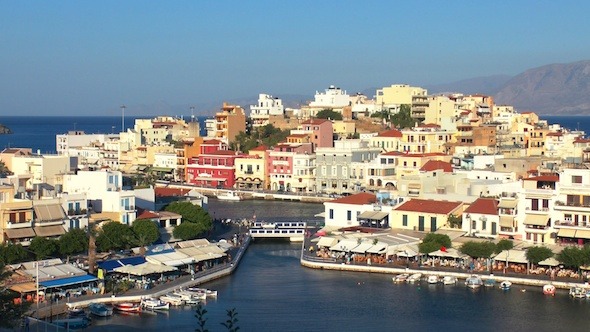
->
[498,200,518,209]
[4,228,36,239]
[576,229,590,240]
[557,228,577,238]
[523,215,548,226]
[34,225,66,237]
[34,204,66,222]
[499,216,514,228]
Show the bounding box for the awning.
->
[330,239,360,252]
[314,212,326,218]
[499,216,515,228]
[113,262,177,276]
[366,243,388,254]
[493,250,528,264]
[523,215,548,226]
[9,282,37,293]
[316,237,338,248]
[34,204,66,222]
[150,167,174,172]
[538,257,560,267]
[40,274,98,288]
[97,256,147,273]
[576,229,590,240]
[358,211,389,220]
[34,225,66,237]
[4,228,36,239]
[498,200,518,209]
[557,228,577,238]
[351,242,373,253]
[145,251,194,266]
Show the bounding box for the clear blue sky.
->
[1,1,589,116]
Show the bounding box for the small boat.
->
[67,306,87,318]
[392,274,409,283]
[569,287,586,299]
[427,275,439,284]
[465,275,483,290]
[499,280,512,291]
[216,191,241,201]
[114,302,142,313]
[484,278,496,288]
[53,317,89,330]
[442,276,457,285]
[160,293,185,306]
[141,297,170,310]
[543,284,556,295]
[408,273,422,283]
[88,303,113,317]
[174,290,203,304]
[187,287,218,298]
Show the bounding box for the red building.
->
[185,139,243,188]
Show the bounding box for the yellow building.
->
[375,84,428,120]
[0,184,34,245]
[391,198,463,232]
[370,129,403,152]
[395,153,451,178]
[215,102,246,144]
[400,124,453,154]
[235,146,267,189]
[332,120,356,139]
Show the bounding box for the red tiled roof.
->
[394,199,462,214]
[250,145,268,151]
[154,187,191,197]
[302,119,329,125]
[137,210,159,219]
[523,175,559,182]
[420,160,453,173]
[546,132,563,136]
[381,151,405,156]
[574,138,590,144]
[203,139,223,145]
[418,123,440,128]
[464,198,498,215]
[377,129,403,138]
[329,192,376,205]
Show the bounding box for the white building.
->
[56,131,118,156]
[323,192,391,229]
[309,85,350,108]
[250,94,285,127]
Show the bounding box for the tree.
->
[315,109,342,121]
[557,246,588,269]
[165,202,212,235]
[0,263,30,329]
[221,308,240,332]
[390,104,414,128]
[447,214,462,229]
[494,239,514,254]
[526,246,554,265]
[459,241,496,258]
[132,218,160,253]
[96,221,135,252]
[173,222,203,241]
[418,233,451,254]
[29,237,58,260]
[58,228,88,258]
[195,302,209,332]
[0,243,28,265]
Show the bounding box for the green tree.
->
[96,221,135,252]
[195,302,209,332]
[0,243,28,265]
[58,228,89,258]
[526,246,554,265]
[459,241,496,258]
[447,214,462,229]
[557,246,587,269]
[132,219,160,253]
[0,262,30,329]
[165,202,212,233]
[418,233,451,254]
[390,104,414,128]
[173,222,203,241]
[315,109,342,121]
[29,237,58,260]
[494,239,514,254]
[221,308,239,332]
[0,160,12,177]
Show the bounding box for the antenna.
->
[120,104,126,132]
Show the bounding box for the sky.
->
[1,1,589,116]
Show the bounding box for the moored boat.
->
[569,286,586,298]
[392,273,409,283]
[427,275,439,284]
[543,284,556,295]
[88,303,113,317]
[216,191,241,201]
[187,286,218,298]
[174,289,203,304]
[500,280,512,290]
[484,278,496,288]
[465,275,483,290]
[442,276,457,285]
[114,302,142,313]
[67,306,87,318]
[141,297,170,310]
[408,273,422,283]
[160,293,185,306]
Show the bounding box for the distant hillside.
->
[426,75,512,96]
[495,60,590,115]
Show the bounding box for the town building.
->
[391,198,463,232]
[214,102,246,144]
[250,94,284,128]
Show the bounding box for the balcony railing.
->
[5,220,33,229]
[554,220,590,228]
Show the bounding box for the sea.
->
[4,115,590,331]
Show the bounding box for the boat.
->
[442,276,457,285]
[88,303,113,317]
[543,284,556,295]
[67,306,87,318]
[499,280,512,291]
[160,293,185,306]
[114,302,142,313]
[484,278,496,288]
[569,286,586,299]
[186,286,218,298]
[427,275,439,284]
[408,273,422,283]
[465,275,484,290]
[392,274,409,283]
[174,289,203,304]
[53,317,89,330]
[141,297,170,310]
[216,191,241,201]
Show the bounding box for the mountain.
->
[426,75,512,96]
[495,60,590,115]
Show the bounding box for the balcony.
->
[524,225,550,233]
[68,209,87,216]
[554,201,590,212]
[5,220,33,229]
[524,207,550,214]
[554,220,590,229]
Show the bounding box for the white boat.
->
[141,297,170,310]
[392,274,409,283]
[408,273,422,283]
[543,284,556,295]
[465,275,483,290]
[484,278,496,288]
[427,275,439,284]
[216,191,241,201]
[569,286,586,299]
[173,290,203,304]
[442,276,457,285]
[186,286,218,298]
[88,302,113,317]
[499,280,512,291]
[159,293,185,306]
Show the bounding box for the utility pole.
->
[120,104,126,133]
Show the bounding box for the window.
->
[482,220,486,230]
[402,215,408,227]
[573,175,583,184]
[347,211,352,221]
[329,209,334,219]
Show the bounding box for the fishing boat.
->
[569,286,586,299]
[141,297,170,310]
[499,280,512,291]
[186,286,218,298]
[484,278,496,288]
[67,306,87,318]
[408,273,422,283]
[53,317,89,330]
[442,276,457,285]
[427,275,439,284]
[88,303,113,317]
[216,191,241,201]
[543,284,556,295]
[392,274,409,283]
[173,289,203,304]
[160,293,185,306]
[465,275,484,290]
[114,302,142,313]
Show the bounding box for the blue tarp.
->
[40,274,98,288]
[97,256,146,272]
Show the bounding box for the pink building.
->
[301,119,333,150]
[267,143,313,191]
